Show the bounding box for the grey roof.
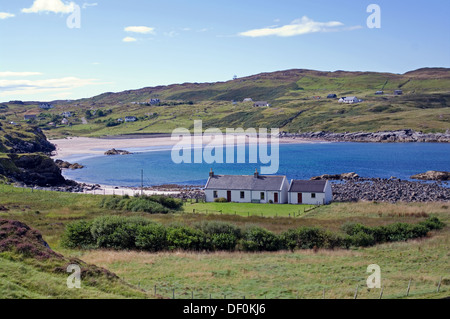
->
[288,180,327,193]
[205,175,285,191]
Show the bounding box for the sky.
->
[0,0,449,102]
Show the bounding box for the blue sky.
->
[0,0,449,101]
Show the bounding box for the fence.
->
[122,277,447,299]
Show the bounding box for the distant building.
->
[288,180,333,205]
[327,94,337,99]
[375,91,384,95]
[243,98,253,102]
[62,111,72,118]
[125,116,137,122]
[394,90,403,95]
[117,118,124,123]
[24,114,37,120]
[39,103,53,109]
[204,169,289,204]
[338,96,361,104]
[253,101,270,107]
[61,118,69,125]
[149,98,161,105]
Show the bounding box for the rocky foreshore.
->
[332,178,450,203]
[280,129,450,143]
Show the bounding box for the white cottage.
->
[288,180,333,205]
[204,170,289,204]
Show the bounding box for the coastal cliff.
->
[0,122,68,187]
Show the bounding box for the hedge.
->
[62,216,445,252]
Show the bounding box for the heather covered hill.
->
[2,68,449,137]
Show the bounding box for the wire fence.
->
[122,276,447,299]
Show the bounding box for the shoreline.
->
[49,135,323,160]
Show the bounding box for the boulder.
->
[104,148,132,155]
[411,170,450,181]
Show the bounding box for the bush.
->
[210,233,238,251]
[147,195,183,210]
[419,216,445,231]
[214,197,228,203]
[61,220,95,249]
[90,216,152,249]
[282,227,328,250]
[193,221,241,238]
[135,223,167,252]
[350,231,376,247]
[240,226,281,251]
[166,226,210,251]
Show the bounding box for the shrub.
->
[61,220,95,249]
[419,216,445,231]
[100,196,121,210]
[148,195,183,210]
[193,221,241,238]
[90,216,152,249]
[214,197,228,203]
[166,226,210,251]
[240,226,281,252]
[210,233,237,251]
[135,223,167,252]
[350,231,376,247]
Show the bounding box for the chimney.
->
[209,168,214,177]
[254,168,259,178]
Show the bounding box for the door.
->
[274,192,278,203]
[297,193,302,204]
[227,191,232,202]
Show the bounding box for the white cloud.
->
[0,71,42,77]
[122,36,137,42]
[22,0,76,14]
[124,26,155,34]
[0,12,15,19]
[239,16,346,37]
[164,31,178,38]
[82,2,98,9]
[0,76,106,97]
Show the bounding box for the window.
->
[311,193,316,198]
[213,191,218,198]
[260,192,265,200]
[240,191,245,199]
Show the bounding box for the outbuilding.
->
[288,180,333,205]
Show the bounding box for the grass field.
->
[0,184,449,299]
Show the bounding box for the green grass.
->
[1,184,449,299]
[185,201,315,217]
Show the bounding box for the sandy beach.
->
[49,135,318,159]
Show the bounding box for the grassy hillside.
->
[0,184,448,299]
[1,68,449,138]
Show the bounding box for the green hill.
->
[2,68,449,137]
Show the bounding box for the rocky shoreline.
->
[280,129,450,143]
[331,178,450,203]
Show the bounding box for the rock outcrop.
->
[280,129,450,143]
[311,172,359,180]
[55,159,84,170]
[411,171,450,181]
[104,148,132,155]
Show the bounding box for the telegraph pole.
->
[141,169,144,196]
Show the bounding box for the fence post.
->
[154,284,156,296]
[323,288,325,299]
[173,288,175,299]
[354,285,358,299]
[406,279,411,297]
[379,285,384,299]
[437,276,442,293]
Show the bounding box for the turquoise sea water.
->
[61,142,450,187]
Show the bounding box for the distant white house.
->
[338,96,361,104]
[243,98,253,102]
[253,101,270,107]
[61,118,69,125]
[117,118,124,123]
[62,111,72,118]
[149,98,160,105]
[39,103,53,110]
[204,169,289,204]
[125,116,137,122]
[288,180,333,205]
